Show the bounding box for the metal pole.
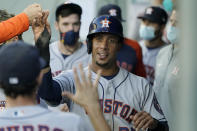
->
[176,0,197,130]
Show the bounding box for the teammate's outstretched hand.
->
[62,64,101,110]
[32,10,51,42]
[130,111,158,131]
[23,3,42,26]
[62,64,111,131]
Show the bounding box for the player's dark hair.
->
[0,81,38,99]
[18,34,23,41]
[56,8,81,22]
[0,9,14,22]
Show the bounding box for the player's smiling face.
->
[92,33,121,68]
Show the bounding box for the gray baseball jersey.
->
[0,105,87,131]
[54,67,165,131]
[153,44,180,130]
[139,40,166,85]
[49,41,90,77]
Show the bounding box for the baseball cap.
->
[98,4,125,22]
[138,6,168,25]
[0,41,46,86]
[56,2,82,17]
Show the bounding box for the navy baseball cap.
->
[98,4,125,22]
[88,15,123,38]
[138,6,168,25]
[0,41,46,86]
[56,2,82,17]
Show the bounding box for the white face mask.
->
[167,25,178,44]
[139,24,156,40]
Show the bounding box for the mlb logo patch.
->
[109,9,117,16]
[100,18,111,28]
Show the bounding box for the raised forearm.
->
[0,13,29,43]
[85,103,111,131]
[38,69,62,106]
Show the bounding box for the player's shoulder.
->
[55,69,74,79]
[120,67,148,85]
[138,40,146,49]
[40,108,85,130]
[50,111,81,121]
[49,41,58,48]
[159,44,173,55]
[124,37,141,50]
[157,44,173,59]
[77,42,88,52]
[124,37,140,46]
[49,41,59,54]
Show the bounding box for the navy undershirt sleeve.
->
[38,70,62,105]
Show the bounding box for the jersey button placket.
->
[104,81,114,129]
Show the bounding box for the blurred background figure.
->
[153,9,179,130]
[49,2,89,77]
[138,6,168,85]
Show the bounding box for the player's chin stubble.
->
[96,61,115,69]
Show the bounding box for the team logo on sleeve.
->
[100,18,111,28]
[0,101,6,111]
[171,66,180,76]
[153,94,164,115]
[109,9,117,16]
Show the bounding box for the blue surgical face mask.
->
[139,24,156,40]
[167,25,178,44]
[163,0,173,13]
[60,31,79,46]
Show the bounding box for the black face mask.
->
[60,31,79,46]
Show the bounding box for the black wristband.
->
[35,27,51,67]
[148,120,169,131]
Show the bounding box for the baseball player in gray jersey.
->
[138,6,168,85]
[38,15,168,131]
[50,2,90,77]
[0,40,110,131]
[0,42,86,131]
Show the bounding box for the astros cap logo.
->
[109,9,117,16]
[146,8,153,15]
[64,1,72,4]
[100,18,112,28]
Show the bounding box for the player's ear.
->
[78,21,81,30]
[161,24,166,32]
[117,38,123,51]
[55,21,59,31]
[36,71,44,86]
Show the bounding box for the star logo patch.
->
[109,9,117,16]
[100,18,112,28]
